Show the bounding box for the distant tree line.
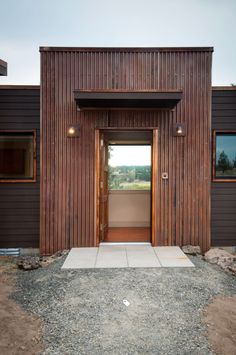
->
[216,151,236,173]
[109,165,151,189]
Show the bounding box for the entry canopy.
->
[74,90,183,110]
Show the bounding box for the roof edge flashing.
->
[40,46,214,53]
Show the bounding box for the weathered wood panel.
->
[211,88,236,246]
[40,47,212,255]
[0,86,40,248]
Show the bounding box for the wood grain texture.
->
[0,87,40,248]
[40,48,212,255]
[152,129,158,246]
[105,227,151,242]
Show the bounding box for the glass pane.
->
[109,145,151,190]
[0,133,34,179]
[215,134,236,178]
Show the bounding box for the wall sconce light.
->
[67,124,80,137]
[173,123,186,137]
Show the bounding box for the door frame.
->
[95,127,159,246]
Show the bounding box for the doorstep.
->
[62,246,194,269]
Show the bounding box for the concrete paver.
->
[62,245,194,269]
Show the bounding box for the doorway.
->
[95,129,158,246]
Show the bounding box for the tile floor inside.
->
[62,245,194,269]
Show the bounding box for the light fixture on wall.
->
[67,124,80,137]
[173,123,186,137]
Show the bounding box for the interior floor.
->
[105,227,151,243]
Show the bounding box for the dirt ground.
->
[0,258,43,355]
[0,255,236,354]
[204,296,236,355]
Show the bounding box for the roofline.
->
[40,46,214,53]
[212,86,236,91]
[0,85,234,91]
[0,85,40,89]
[0,59,7,76]
[0,59,7,66]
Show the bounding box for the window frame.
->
[0,130,37,183]
[212,130,236,182]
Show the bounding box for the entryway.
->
[95,129,158,246]
[62,246,194,268]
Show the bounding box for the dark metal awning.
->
[74,90,183,110]
[0,59,7,76]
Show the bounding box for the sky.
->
[109,146,151,166]
[0,0,236,85]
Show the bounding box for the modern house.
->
[0,47,235,255]
[0,59,7,76]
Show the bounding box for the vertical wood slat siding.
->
[211,88,236,246]
[40,48,212,255]
[0,87,40,248]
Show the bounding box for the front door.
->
[99,133,109,242]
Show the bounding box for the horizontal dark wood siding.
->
[0,87,40,248]
[212,88,236,246]
[40,48,212,255]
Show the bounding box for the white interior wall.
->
[108,190,151,227]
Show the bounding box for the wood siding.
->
[211,88,236,246]
[0,87,40,248]
[40,47,212,255]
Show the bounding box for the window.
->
[213,131,236,181]
[108,145,151,190]
[0,131,36,182]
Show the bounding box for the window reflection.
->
[215,134,236,178]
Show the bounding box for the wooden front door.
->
[98,133,109,242]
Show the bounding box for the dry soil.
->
[0,255,236,354]
[0,258,43,355]
[204,296,236,355]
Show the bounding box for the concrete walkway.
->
[62,245,194,269]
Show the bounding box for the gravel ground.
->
[12,256,236,355]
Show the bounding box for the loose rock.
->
[182,245,201,255]
[17,250,70,270]
[17,256,41,270]
[204,248,236,274]
[52,250,69,258]
[40,250,69,267]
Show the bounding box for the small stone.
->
[40,249,69,267]
[53,250,69,258]
[204,248,236,274]
[17,256,41,270]
[182,245,201,255]
[228,263,236,274]
[204,248,235,264]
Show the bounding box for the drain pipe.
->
[0,248,20,257]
